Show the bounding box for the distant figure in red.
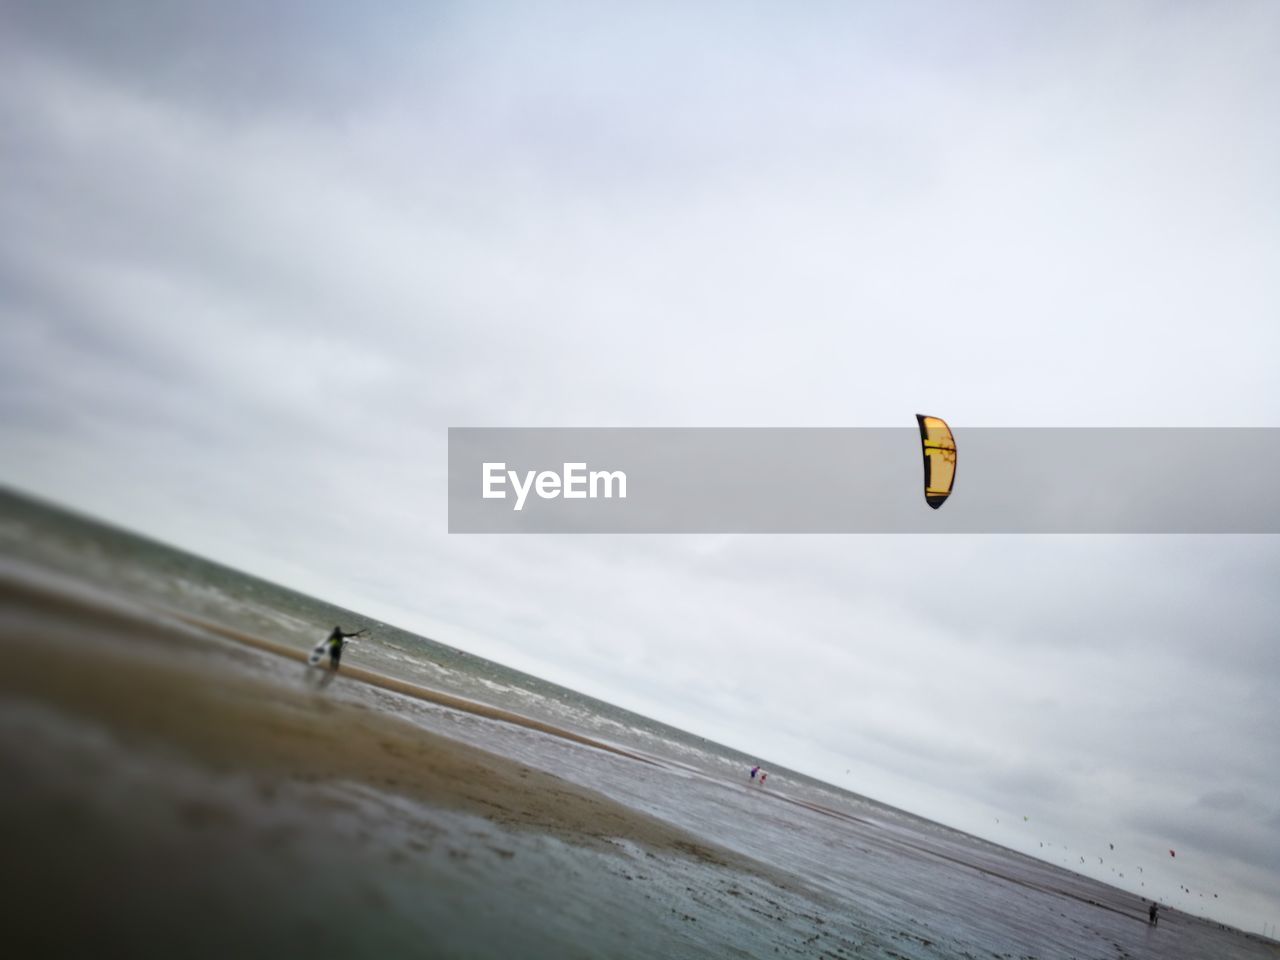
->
[760,772,768,785]
[750,765,759,780]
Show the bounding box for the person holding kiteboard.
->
[310,625,367,674]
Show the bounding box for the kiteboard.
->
[307,630,367,668]
[308,637,361,666]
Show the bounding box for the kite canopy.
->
[915,414,957,509]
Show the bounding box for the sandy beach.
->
[0,572,826,958]
[2,562,1275,959]
[0,573,749,859]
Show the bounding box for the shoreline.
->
[2,565,1271,958]
[0,572,743,869]
[0,570,1187,927]
[170,609,664,769]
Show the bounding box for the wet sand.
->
[0,574,736,865]
[3,572,830,958]
[171,609,664,769]
[3,569,1275,959]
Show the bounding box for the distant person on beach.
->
[1148,902,1158,926]
[750,765,760,780]
[760,772,768,785]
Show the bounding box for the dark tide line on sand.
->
[169,610,667,769]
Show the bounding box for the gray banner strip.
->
[448,428,1280,533]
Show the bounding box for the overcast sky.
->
[1,0,1277,933]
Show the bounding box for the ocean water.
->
[0,487,1273,959]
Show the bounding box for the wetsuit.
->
[326,628,361,669]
